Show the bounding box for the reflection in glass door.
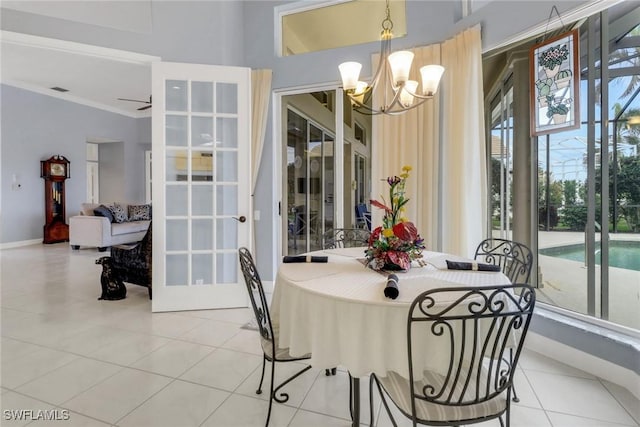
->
[286,109,334,254]
[488,78,514,237]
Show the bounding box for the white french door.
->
[152,61,251,312]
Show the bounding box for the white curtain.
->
[440,25,487,257]
[251,69,272,193]
[372,25,486,257]
[372,45,441,251]
[250,69,272,252]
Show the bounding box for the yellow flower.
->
[400,217,408,222]
[382,228,394,238]
[402,165,412,172]
[400,173,409,179]
[400,207,406,213]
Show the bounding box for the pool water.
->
[540,241,640,271]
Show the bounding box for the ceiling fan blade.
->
[137,105,152,111]
[117,97,150,104]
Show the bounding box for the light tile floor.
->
[1,243,638,427]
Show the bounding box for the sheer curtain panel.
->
[371,25,486,258]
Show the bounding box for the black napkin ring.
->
[446,260,500,272]
[384,273,399,300]
[283,255,328,263]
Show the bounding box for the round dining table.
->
[270,247,511,426]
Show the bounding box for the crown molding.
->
[0,30,160,65]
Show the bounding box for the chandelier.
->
[338,0,445,115]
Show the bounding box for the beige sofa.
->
[70,203,150,251]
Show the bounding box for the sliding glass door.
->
[281,90,372,255]
[286,109,334,254]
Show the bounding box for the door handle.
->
[233,216,247,223]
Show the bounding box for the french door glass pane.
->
[192,117,213,146]
[166,254,188,286]
[216,83,237,114]
[166,186,188,215]
[216,219,238,249]
[216,253,237,283]
[216,152,238,181]
[166,80,187,111]
[166,115,188,147]
[192,81,213,112]
[166,219,188,251]
[192,254,213,285]
[216,185,238,215]
[217,118,238,148]
[192,219,213,250]
[192,185,213,215]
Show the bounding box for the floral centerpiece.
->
[365,166,425,271]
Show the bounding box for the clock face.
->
[50,163,65,177]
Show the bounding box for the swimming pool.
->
[539,240,640,271]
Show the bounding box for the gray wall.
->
[0,84,144,243]
[98,142,125,203]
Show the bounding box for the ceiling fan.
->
[117,95,152,111]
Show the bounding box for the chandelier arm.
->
[398,85,439,101]
[338,0,443,116]
[348,90,433,115]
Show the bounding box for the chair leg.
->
[372,374,397,427]
[369,375,375,427]
[510,348,520,402]
[265,358,276,427]
[256,356,266,395]
[272,364,312,404]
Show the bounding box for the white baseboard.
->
[0,239,41,249]
[526,331,640,400]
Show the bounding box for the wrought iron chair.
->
[474,238,534,284]
[110,222,152,299]
[370,284,535,427]
[322,228,371,249]
[238,247,313,427]
[474,238,534,403]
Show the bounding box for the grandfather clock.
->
[41,155,70,244]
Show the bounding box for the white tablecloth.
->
[270,248,512,378]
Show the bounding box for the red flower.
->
[370,199,392,214]
[392,221,418,242]
[369,226,382,246]
[387,251,411,270]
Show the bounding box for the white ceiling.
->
[1,31,157,118]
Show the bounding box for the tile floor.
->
[1,243,638,427]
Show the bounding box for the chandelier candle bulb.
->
[338,62,362,90]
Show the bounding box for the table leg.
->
[351,376,360,427]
